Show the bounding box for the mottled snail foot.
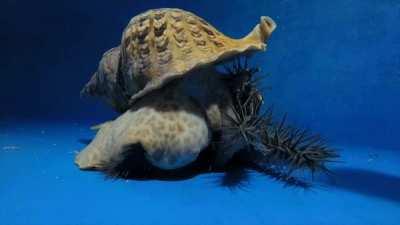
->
[75,90,210,171]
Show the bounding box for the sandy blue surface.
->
[1,121,399,225]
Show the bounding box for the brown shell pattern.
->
[119,8,276,102]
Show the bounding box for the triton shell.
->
[119,8,277,103]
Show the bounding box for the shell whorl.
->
[119,8,276,103]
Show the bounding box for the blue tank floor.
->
[1,121,399,225]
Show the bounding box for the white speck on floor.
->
[2,145,20,151]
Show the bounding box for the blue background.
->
[1,0,399,149]
[1,1,400,225]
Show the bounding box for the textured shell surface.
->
[119,8,277,102]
